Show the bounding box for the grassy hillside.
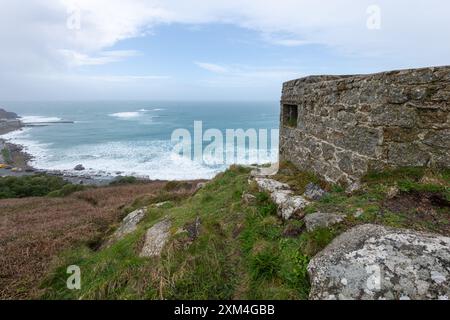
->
[1,165,448,300]
[42,166,315,299]
[41,165,449,300]
[0,179,199,299]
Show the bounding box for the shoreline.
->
[0,120,118,185]
[1,119,212,186]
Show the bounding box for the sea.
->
[0,101,280,180]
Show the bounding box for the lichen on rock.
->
[308,224,450,300]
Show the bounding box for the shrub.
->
[47,184,86,197]
[0,175,68,199]
[109,176,138,186]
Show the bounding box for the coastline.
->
[0,119,33,173]
[0,119,116,185]
[0,117,210,186]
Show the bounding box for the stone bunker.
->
[279,66,450,187]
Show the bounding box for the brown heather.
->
[0,181,199,299]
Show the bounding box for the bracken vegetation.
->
[0,179,198,299]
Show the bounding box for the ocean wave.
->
[20,115,63,123]
[109,108,162,119]
[1,128,278,180]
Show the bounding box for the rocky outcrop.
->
[104,207,147,247]
[0,108,18,120]
[74,164,85,171]
[308,224,450,300]
[304,212,346,232]
[140,219,172,258]
[280,66,450,188]
[254,178,309,220]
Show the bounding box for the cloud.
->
[195,62,229,73]
[60,50,140,66]
[2,0,450,69]
[0,0,449,99]
[194,62,304,87]
[36,73,170,82]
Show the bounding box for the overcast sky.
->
[0,0,449,101]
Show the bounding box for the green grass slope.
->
[41,165,450,300]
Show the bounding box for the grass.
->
[0,180,179,299]
[1,147,12,164]
[304,166,450,233]
[41,166,326,300]
[8,164,449,300]
[109,176,139,186]
[274,161,329,195]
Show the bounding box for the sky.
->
[0,0,449,101]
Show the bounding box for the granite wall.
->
[279,66,450,188]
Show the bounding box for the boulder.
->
[308,224,450,300]
[255,178,309,220]
[104,207,147,247]
[304,212,346,232]
[271,190,309,220]
[254,178,290,193]
[140,219,172,258]
[74,164,85,171]
[303,183,327,201]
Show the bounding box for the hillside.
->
[11,164,444,300]
[0,177,202,299]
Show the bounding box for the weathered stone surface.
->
[280,66,450,187]
[303,183,327,201]
[304,212,346,232]
[308,224,450,300]
[105,207,147,247]
[140,219,171,258]
[254,178,290,193]
[387,143,430,166]
[271,191,309,220]
[255,177,309,220]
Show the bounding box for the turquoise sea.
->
[0,101,279,180]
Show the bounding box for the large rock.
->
[255,178,309,220]
[140,219,171,258]
[304,212,346,232]
[74,164,85,171]
[308,224,450,300]
[254,178,290,193]
[104,207,147,247]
